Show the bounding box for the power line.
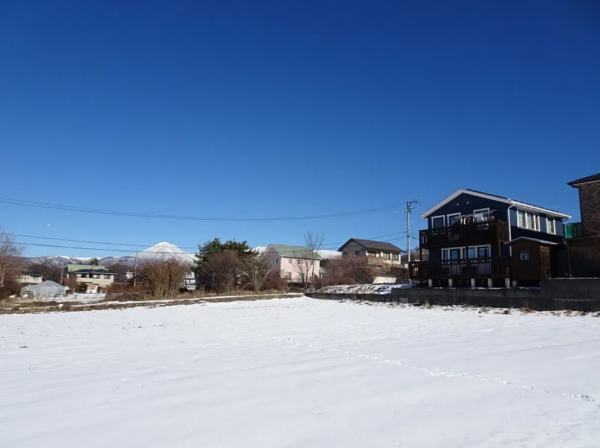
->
[0,196,402,222]
[15,236,409,257]
[8,230,408,254]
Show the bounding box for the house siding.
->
[426,193,509,229]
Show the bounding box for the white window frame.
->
[431,215,446,228]
[517,210,541,231]
[473,208,490,218]
[546,217,556,235]
[447,213,461,226]
[442,244,492,260]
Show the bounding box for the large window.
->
[392,254,399,261]
[447,213,461,226]
[431,216,445,229]
[382,252,391,260]
[517,211,540,231]
[547,218,556,235]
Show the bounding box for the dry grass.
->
[0,292,302,315]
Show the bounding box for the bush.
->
[197,250,240,293]
[322,256,376,286]
[262,271,288,292]
[138,259,190,299]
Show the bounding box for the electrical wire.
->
[0,196,402,222]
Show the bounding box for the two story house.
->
[338,239,403,266]
[65,264,115,293]
[264,244,322,284]
[566,172,600,277]
[413,189,570,287]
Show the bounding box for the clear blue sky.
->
[1,0,599,257]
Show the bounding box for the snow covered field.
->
[1,298,599,447]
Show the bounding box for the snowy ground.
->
[1,298,599,448]
[319,283,410,294]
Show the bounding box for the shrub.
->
[322,255,376,286]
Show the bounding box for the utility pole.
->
[133,252,138,286]
[406,200,419,263]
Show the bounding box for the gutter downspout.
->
[507,204,515,256]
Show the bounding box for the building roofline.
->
[420,189,571,220]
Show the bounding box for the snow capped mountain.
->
[28,255,94,267]
[136,242,195,263]
[28,242,195,266]
[317,250,342,259]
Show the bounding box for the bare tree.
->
[322,255,376,286]
[241,253,273,293]
[0,228,25,288]
[199,250,240,293]
[138,259,189,298]
[293,231,324,289]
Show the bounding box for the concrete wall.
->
[309,278,600,311]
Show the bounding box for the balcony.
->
[409,257,510,281]
[564,222,583,239]
[419,219,509,249]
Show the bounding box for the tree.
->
[90,258,100,266]
[104,262,131,283]
[27,261,62,283]
[322,255,376,286]
[198,250,240,293]
[0,228,25,288]
[138,259,189,298]
[195,238,253,267]
[240,253,273,293]
[292,231,324,289]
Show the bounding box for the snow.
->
[1,298,599,447]
[319,283,410,294]
[316,249,342,259]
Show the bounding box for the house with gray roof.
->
[338,238,404,266]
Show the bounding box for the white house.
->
[264,244,322,283]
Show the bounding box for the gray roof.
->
[568,172,600,187]
[504,237,560,246]
[268,244,322,260]
[338,238,403,253]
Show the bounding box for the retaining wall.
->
[308,278,600,312]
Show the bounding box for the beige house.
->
[338,239,404,266]
[66,264,115,293]
[17,273,43,286]
[264,244,322,283]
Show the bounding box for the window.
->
[547,218,556,235]
[76,274,81,278]
[367,251,377,257]
[432,216,445,229]
[288,259,292,264]
[517,211,526,227]
[286,272,292,280]
[275,258,279,264]
[518,211,540,231]
[297,259,303,265]
[104,275,111,279]
[382,253,391,260]
[473,208,490,218]
[93,274,100,279]
[355,251,360,255]
[447,213,461,226]
[477,246,490,258]
[392,254,399,261]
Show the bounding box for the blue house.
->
[413,189,571,286]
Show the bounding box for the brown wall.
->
[578,182,600,236]
[569,238,600,277]
[510,240,543,281]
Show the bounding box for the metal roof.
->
[338,238,403,253]
[267,244,323,260]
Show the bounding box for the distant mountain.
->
[28,242,195,267]
[27,255,94,267]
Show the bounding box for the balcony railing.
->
[409,257,510,281]
[419,219,509,249]
[564,222,583,239]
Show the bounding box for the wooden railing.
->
[419,219,509,249]
[409,257,510,282]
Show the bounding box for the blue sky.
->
[1,0,599,257]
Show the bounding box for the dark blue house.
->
[413,189,571,286]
